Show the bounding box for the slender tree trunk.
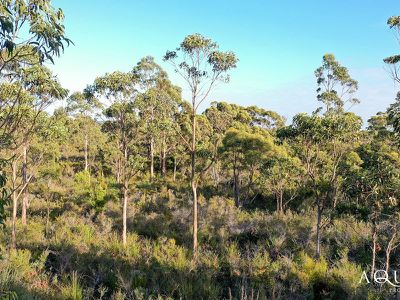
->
[11,160,17,250]
[161,137,167,177]
[122,144,128,246]
[173,156,177,182]
[276,191,283,214]
[116,158,121,184]
[116,140,121,184]
[316,204,322,258]
[371,222,377,281]
[150,137,154,180]
[21,143,28,226]
[385,232,396,274]
[122,178,128,246]
[45,198,50,238]
[191,107,198,259]
[45,180,51,238]
[332,182,339,209]
[84,133,89,172]
[212,164,219,187]
[233,156,240,207]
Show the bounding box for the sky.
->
[50,0,400,124]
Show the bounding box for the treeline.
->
[1,1,400,299]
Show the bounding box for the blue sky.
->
[51,0,399,123]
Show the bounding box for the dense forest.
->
[1,1,400,300]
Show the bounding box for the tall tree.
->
[0,0,70,226]
[19,65,67,227]
[66,88,103,172]
[164,34,238,258]
[342,117,400,279]
[315,54,359,114]
[220,128,274,206]
[133,57,181,179]
[278,112,362,257]
[387,92,400,142]
[384,16,400,84]
[133,57,165,180]
[94,71,141,246]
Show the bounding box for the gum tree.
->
[133,57,181,179]
[315,54,359,114]
[133,57,165,180]
[7,65,67,247]
[66,88,103,172]
[94,71,142,246]
[278,112,362,257]
[384,16,400,84]
[164,34,238,258]
[0,0,70,229]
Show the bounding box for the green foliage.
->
[60,271,83,300]
[0,165,8,227]
[73,171,108,210]
[1,11,400,300]
[387,92,400,141]
[0,0,71,64]
[315,54,359,113]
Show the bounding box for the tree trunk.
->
[11,160,17,249]
[21,143,28,226]
[116,159,121,184]
[173,156,177,182]
[161,137,167,177]
[116,141,121,184]
[385,231,396,274]
[332,181,339,209]
[276,191,283,214]
[212,164,219,187]
[122,178,128,246]
[316,204,322,258]
[371,222,377,281]
[191,107,198,259]
[45,197,50,238]
[84,133,89,172]
[150,137,154,180]
[233,156,240,207]
[122,144,128,246]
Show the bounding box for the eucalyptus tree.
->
[156,81,181,177]
[220,128,274,206]
[246,106,285,130]
[133,57,181,179]
[261,144,304,214]
[343,122,400,279]
[384,16,400,84]
[278,112,362,257]
[133,56,165,180]
[315,54,359,114]
[0,1,71,146]
[0,0,70,229]
[0,0,71,68]
[384,17,400,145]
[94,71,142,246]
[6,66,66,248]
[19,65,67,227]
[66,88,103,172]
[385,95,400,145]
[0,83,32,241]
[204,102,245,186]
[164,34,238,257]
